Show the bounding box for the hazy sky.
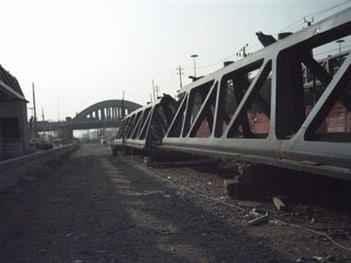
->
[1,0,350,121]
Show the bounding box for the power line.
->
[183,52,237,70]
[157,70,177,90]
[193,2,351,72]
[149,2,351,93]
[279,0,351,32]
[306,0,351,18]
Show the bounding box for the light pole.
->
[190,54,199,77]
[336,39,344,54]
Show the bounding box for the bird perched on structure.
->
[256,31,277,47]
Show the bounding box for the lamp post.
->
[190,54,199,77]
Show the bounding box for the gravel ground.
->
[0,144,351,263]
[118,150,351,262]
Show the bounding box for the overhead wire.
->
[157,70,177,86]
[193,1,351,76]
[279,0,351,33]
[306,0,351,18]
[153,1,351,91]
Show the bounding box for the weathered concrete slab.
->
[0,144,78,192]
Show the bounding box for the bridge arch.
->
[73,99,141,121]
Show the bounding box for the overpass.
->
[36,99,141,140]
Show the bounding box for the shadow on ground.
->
[0,144,293,263]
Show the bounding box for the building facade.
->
[0,65,29,160]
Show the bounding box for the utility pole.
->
[121,90,125,118]
[152,79,156,101]
[41,107,45,121]
[41,107,45,141]
[176,65,184,89]
[32,83,38,138]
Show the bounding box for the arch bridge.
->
[36,99,141,140]
[73,99,140,122]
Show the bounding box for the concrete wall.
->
[0,144,78,192]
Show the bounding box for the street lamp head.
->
[190,54,199,58]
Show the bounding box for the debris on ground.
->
[311,256,324,262]
[248,212,269,226]
[66,232,74,238]
[128,190,165,196]
[268,219,282,226]
[237,200,265,208]
[272,196,286,211]
[143,156,151,165]
[249,208,260,217]
[296,256,324,262]
[324,255,336,262]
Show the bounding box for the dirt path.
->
[0,144,349,262]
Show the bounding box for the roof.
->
[0,65,26,101]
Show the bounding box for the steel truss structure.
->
[114,7,351,180]
[114,95,177,150]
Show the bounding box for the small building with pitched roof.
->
[0,65,29,160]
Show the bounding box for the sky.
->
[0,0,350,121]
